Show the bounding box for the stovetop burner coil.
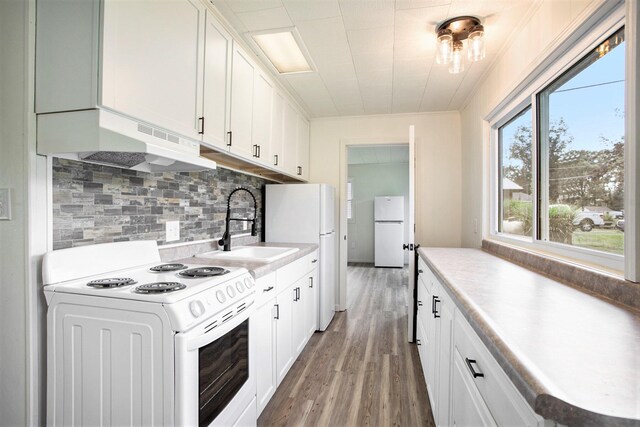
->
[133,282,187,294]
[150,263,188,272]
[178,267,229,278]
[87,278,137,288]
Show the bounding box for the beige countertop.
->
[418,247,640,427]
[178,242,318,279]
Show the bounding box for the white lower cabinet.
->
[275,283,295,385]
[253,252,319,416]
[451,348,496,426]
[417,256,545,427]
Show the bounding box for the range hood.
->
[37,109,217,172]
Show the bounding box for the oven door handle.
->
[177,300,254,351]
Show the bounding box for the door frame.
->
[338,133,417,341]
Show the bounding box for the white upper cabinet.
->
[100,0,205,140]
[36,0,311,181]
[229,45,255,159]
[270,92,285,170]
[202,12,232,150]
[282,102,299,176]
[296,117,310,180]
[252,71,273,166]
[37,0,206,141]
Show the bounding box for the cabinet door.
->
[254,299,277,416]
[252,72,273,166]
[270,91,285,170]
[425,282,438,413]
[306,268,319,337]
[275,286,294,385]
[202,12,232,150]
[101,0,204,140]
[436,296,454,427]
[451,348,496,427]
[282,102,298,176]
[229,45,255,158]
[296,116,310,180]
[292,283,307,355]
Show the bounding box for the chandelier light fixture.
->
[435,16,485,74]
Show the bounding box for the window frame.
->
[488,4,628,274]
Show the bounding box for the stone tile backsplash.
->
[52,158,268,250]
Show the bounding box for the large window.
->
[539,27,625,254]
[499,106,532,237]
[494,24,626,261]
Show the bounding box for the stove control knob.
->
[235,281,245,293]
[190,300,205,318]
[215,290,226,304]
[244,277,254,289]
[226,285,236,298]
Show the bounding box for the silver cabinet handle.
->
[274,304,279,319]
[311,259,318,263]
[263,286,274,292]
[309,277,313,288]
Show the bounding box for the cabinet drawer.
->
[276,252,314,294]
[255,272,277,308]
[454,313,542,426]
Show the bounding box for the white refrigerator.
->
[265,184,336,331]
[374,196,405,268]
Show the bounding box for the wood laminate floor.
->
[258,264,435,427]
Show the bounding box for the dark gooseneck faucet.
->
[218,187,258,251]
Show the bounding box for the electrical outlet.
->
[243,220,248,231]
[351,241,356,249]
[166,220,180,242]
[474,218,478,234]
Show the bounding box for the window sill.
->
[482,239,640,312]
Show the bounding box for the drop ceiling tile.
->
[296,16,348,48]
[396,0,452,10]
[419,64,465,111]
[352,54,393,76]
[282,0,341,21]
[225,0,284,14]
[236,7,293,31]
[346,26,394,55]
[339,0,395,30]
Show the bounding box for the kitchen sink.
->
[199,246,299,263]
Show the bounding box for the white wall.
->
[347,162,409,264]
[460,0,597,248]
[0,0,29,424]
[310,111,462,248]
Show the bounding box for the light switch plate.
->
[166,220,180,242]
[0,189,11,220]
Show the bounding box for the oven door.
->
[175,306,256,427]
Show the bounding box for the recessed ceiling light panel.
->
[251,29,314,74]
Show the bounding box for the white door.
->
[407,125,416,342]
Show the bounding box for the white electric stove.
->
[43,240,257,427]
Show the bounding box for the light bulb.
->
[467,25,485,62]
[449,40,464,74]
[436,29,453,65]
